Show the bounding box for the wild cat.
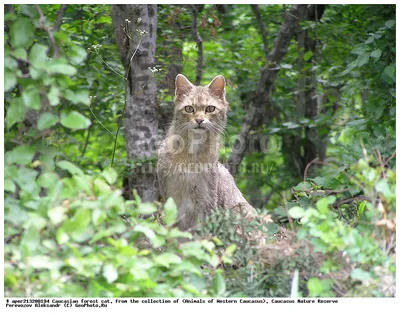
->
[157,74,256,231]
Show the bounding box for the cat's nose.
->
[195,118,204,125]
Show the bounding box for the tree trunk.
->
[228,4,308,174]
[157,5,185,133]
[281,5,327,180]
[112,4,159,202]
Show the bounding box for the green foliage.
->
[4,4,395,298]
[5,159,233,297]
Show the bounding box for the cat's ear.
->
[208,75,226,101]
[175,74,193,101]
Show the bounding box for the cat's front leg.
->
[176,198,198,231]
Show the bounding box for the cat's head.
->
[173,74,228,134]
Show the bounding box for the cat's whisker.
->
[210,123,228,137]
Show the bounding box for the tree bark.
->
[54,4,68,32]
[228,4,308,174]
[251,4,269,61]
[157,5,185,133]
[281,5,327,179]
[112,4,159,202]
[191,5,204,85]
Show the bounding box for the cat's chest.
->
[170,171,209,191]
[166,169,216,201]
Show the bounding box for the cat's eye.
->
[184,106,194,113]
[205,106,216,113]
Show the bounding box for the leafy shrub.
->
[5,161,235,297]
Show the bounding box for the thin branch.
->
[333,196,371,208]
[88,104,116,139]
[95,53,126,80]
[251,4,269,61]
[303,157,319,182]
[54,4,68,32]
[79,124,92,163]
[384,150,396,166]
[80,5,88,49]
[282,192,294,230]
[191,5,203,85]
[34,4,60,59]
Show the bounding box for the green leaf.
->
[138,203,157,215]
[48,85,60,106]
[30,256,62,270]
[280,63,292,69]
[171,261,201,277]
[316,196,336,214]
[12,47,28,61]
[92,209,107,226]
[64,89,90,105]
[29,67,44,80]
[48,62,77,76]
[351,46,366,55]
[133,224,156,240]
[14,167,39,194]
[288,206,305,219]
[101,167,118,184]
[29,44,49,69]
[20,226,40,255]
[75,90,90,105]
[4,179,16,193]
[22,86,41,110]
[269,127,281,134]
[48,206,67,225]
[167,229,193,239]
[37,112,59,130]
[6,145,36,165]
[370,49,382,61]
[11,18,34,48]
[20,4,39,18]
[303,51,313,61]
[154,253,182,268]
[312,176,327,186]
[68,45,87,65]
[211,270,226,296]
[354,53,370,67]
[37,172,59,188]
[202,240,215,253]
[4,70,17,92]
[385,20,395,28]
[351,268,372,281]
[4,56,19,71]
[96,16,112,24]
[63,209,92,242]
[293,182,312,190]
[163,197,177,225]
[347,118,366,127]
[357,201,367,217]
[56,228,69,245]
[225,244,237,255]
[307,277,324,296]
[23,214,47,231]
[376,179,394,199]
[60,111,91,130]
[103,264,118,283]
[57,160,84,176]
[381,64,395,84]
[282,121,300,129]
